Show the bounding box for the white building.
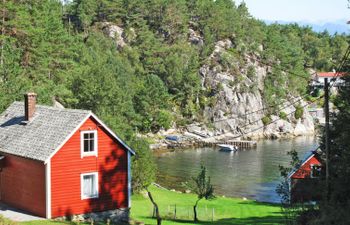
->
[311,72,346,87]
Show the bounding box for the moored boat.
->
[218,144,238,152]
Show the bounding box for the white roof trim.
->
[90,113,135,155]
[44,113,135,164]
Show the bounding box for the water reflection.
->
[155,136,318,203]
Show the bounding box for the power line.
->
[217,93,317,135]
[243,53,314,81]
[201,93,311,125]
[233,46,350,139]
[185,43,350,137]
[328,46,350,89]
[193,44,334,127]
[230,94,324,139]
[239,95,310,129]
[186,77,316,129]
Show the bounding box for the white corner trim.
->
[81,172,99,200]
[44,113,92,164]
[45,160,51,219]
[128,151,131,208]
[80,130,98,158]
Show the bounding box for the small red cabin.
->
[0,93,135,220]
[288,150,323,203]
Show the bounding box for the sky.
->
[236,0,349,23]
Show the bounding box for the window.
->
[310,164,322,178]
[81,172,99,199]
[81,130,97,157]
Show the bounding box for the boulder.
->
[188,28,204,46]
[100,22,126,49]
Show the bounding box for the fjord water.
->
[155,136,318,203]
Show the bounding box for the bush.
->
[262,115,272,126]
[156,110,172,130]
[279,111,288,120]
[294,105,304,119]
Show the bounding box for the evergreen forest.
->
[0,0,348,141]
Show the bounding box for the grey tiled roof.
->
[0,102,90,162]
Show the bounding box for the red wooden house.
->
[288,150,323,203]
[0,93,135,220]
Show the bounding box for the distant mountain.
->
[265,19,349,34]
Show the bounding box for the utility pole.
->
[1,0,5,67]
[324,78,330,201]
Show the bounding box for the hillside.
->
[0,0,348,142]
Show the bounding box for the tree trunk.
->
[193,199,201,222]
[146,188,162,225]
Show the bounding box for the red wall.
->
[51,117,128,218]
[291,155,321,179]
[0,154,46,217]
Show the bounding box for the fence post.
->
[174,204,177,220]
[212,208,215,221]
[206,205,208,220]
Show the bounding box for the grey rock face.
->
[188,28,204,46]
[193,39,315,139]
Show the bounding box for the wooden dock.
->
[199,140,257,149]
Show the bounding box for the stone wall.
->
[55,208,129,224]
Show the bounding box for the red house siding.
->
[0,154,46,217]
[291,156,321,179]
[51,117,128,218]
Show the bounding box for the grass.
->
[131,185,284,225]
[19,185,285,225]
[20,222,79,225]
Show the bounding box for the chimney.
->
[24,93,37,121]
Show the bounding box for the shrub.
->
[156,110,172,130]
[294,105,304,119]
[279,111,288,120]
[262,115,272,126]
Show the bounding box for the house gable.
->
[45,113,135,165]
[291,154,322,179]
[50,116,129,218]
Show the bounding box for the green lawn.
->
[19,185,285,225]
[131,185,285,225]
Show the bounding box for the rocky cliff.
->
[188,39,314,139]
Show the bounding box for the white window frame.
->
[81,172,99,199]
[80,130,98,158]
